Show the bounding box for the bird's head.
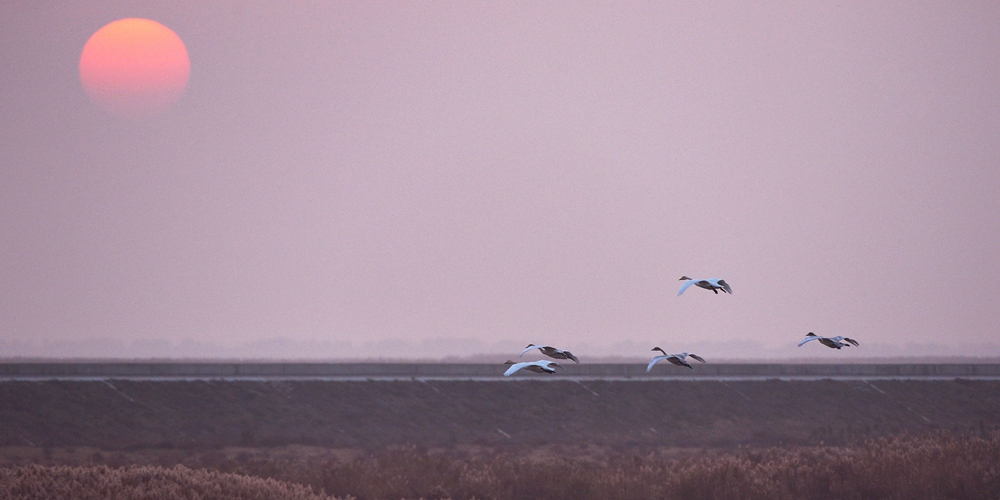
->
[679,276,692,281]
[651,347,667,355]
[524,344,536,348]
[504,360,517,365]
[805,332,817,337]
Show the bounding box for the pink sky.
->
[1,2,998,359]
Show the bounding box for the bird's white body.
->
[646,348,706,371]
[797,332,859,350]
[520,344,580,364]
[503,359,563,377]
[678,276,732,295]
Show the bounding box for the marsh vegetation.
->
[2,432,999,499]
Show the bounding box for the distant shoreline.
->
[3,356,1000,364]
[2,361,1000,380]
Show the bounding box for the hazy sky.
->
[2,2,999,359]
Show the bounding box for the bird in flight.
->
[797,332,859,350]
[678,276,732,295]
[647,347,707,371]
[503,360,563,377]
[520,344,580,364]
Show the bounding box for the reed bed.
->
[2,432,998,499]
[0,464,336,500]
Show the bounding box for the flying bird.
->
[678,276,732,295]
[646,347,707,371]
[520,344,580,364]
[797,332,859,350]
[503,360,563,377]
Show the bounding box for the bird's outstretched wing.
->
[564,351,580,364]
[798,335,821,347]
[519,345,545,357]
[503,363,526,377]
[689,353,706,363]
[718,280,733,294]
[647,355,669,372]
[844,338,860,347]
[678,280,697,296]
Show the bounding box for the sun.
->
[79,18,190,118]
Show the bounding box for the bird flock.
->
[503,275,860,376]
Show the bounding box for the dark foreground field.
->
[2,379,999,499]
[2,379,999,449]
[1,433,999,499]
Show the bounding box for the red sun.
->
[79,18,190,118]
